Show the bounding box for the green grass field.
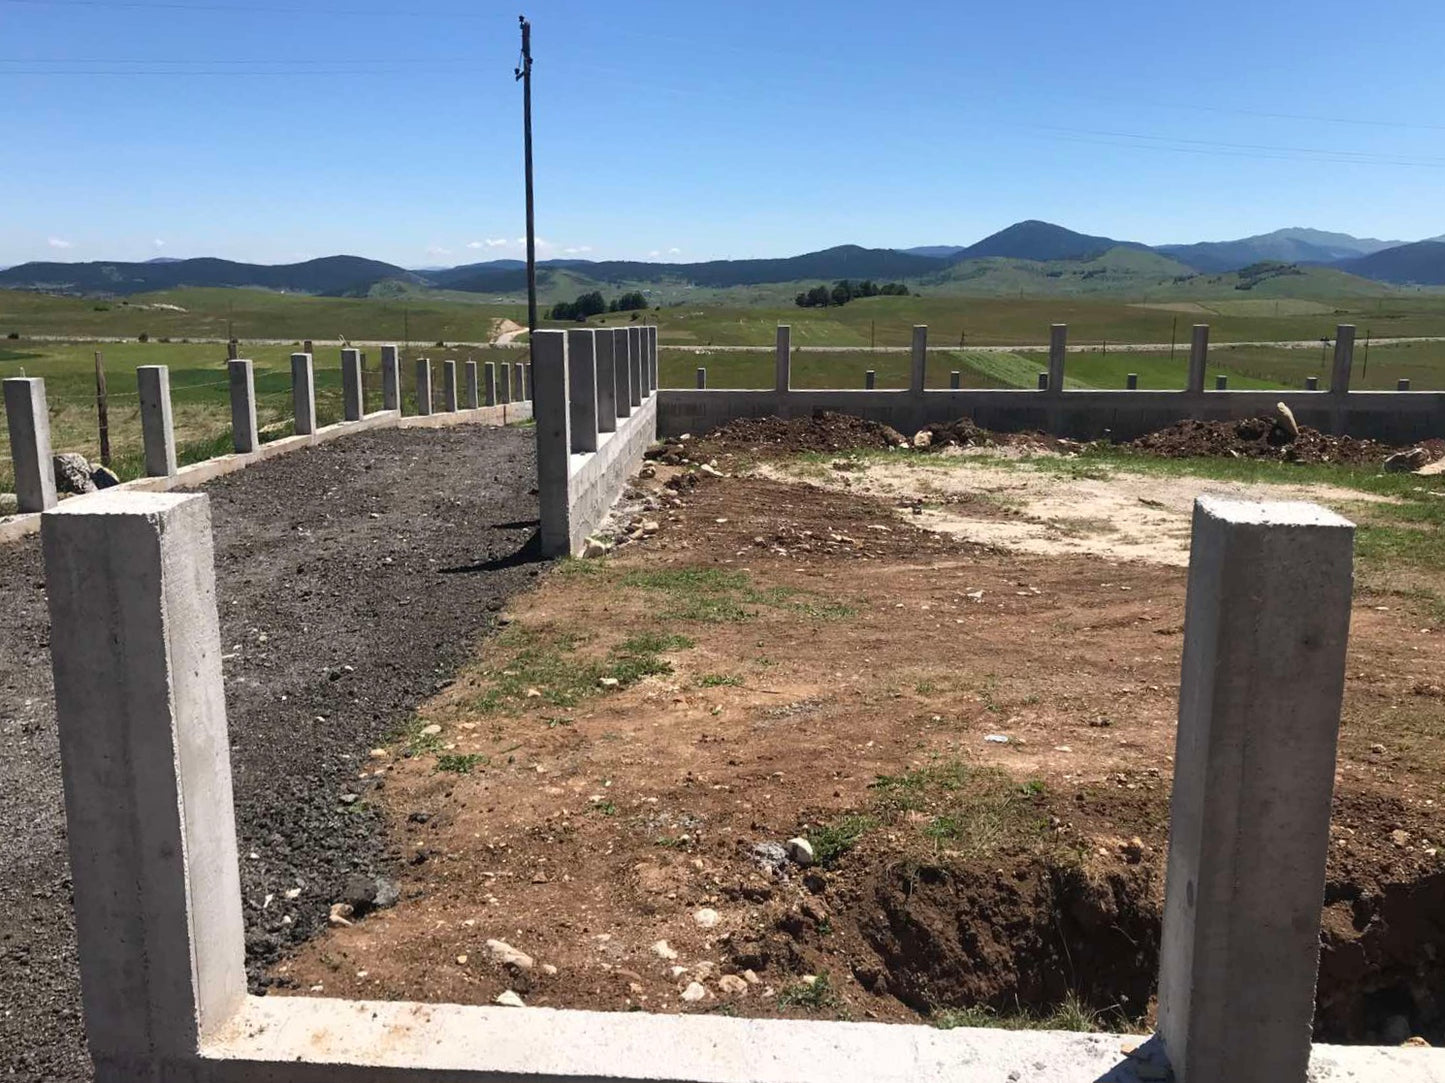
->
[0,339,522,491]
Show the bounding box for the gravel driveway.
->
[0,424,541,1082]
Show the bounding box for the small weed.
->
[808,814,878,866]
[591,800,618,817]
[698,673,744,687]
[542,716,574,728]
[932,993,1111,1033]
[777,972,841,1012]
[915,679,936,696]
[436,753,488,774]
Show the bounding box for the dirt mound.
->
[694,412,907,457]
[1127,415,1400,465]
[915,418,1073,454]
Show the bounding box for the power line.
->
[1,0,487,15]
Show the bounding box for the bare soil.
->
[275,466,1445,1044]
[0,425,543,1083]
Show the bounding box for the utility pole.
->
[516,15,538,337]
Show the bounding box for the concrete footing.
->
[291,353,316,436]
[1158,496,1355,1082]
[137,365,178,477]
[227,360,258,454]
[3,376,57,512]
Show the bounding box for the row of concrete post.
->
[35,480,1377,1082]
[3,347,533,515]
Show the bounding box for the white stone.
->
[486,939,534,970]
[693,908,720,929]
[717,974,748,996]
[651,940,679,961]
[494,990,526,1008]
[680,982,708,1003]
[785,837,815,866]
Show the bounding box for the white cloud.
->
[647,250,661,258]
[48,237,73,249]
[486,238,508,247]
[426,245,453,258]
[562,245,594,256]
[152,238,166,249]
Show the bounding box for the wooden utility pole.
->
[93,351,111,466]
[516,16,538,337]
[1170,316,1178,362]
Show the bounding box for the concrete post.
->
[615,327,634,414]
[775,325,791,393]
[648,325,659,392]
[533,330,572,558]
[226,339,239,361]
[40,491,247,1075]
[380,345,401,412]
[341,348,364,422]
[484,362,497,407]
[567,328,599,453]
[1399,378,1412,391]
[596,329,618,433]
[1158,496,1354,1083]
[1047,324,1067,394]
[1127,373,1139,390]
[303,339,314,355]
[512,362,525,403]
[525,362,533,400]
[911,326,928,393]
[3,377,57,512]
[137,366,178,477]
[949,371,961,390]
[465,361,480,409]
[865,370,876,390]
[1331,325,1356,395]
[627,326,644,407]
[697,367,707,389]
[415,358,433,416]
[1215,375,1228,391]
[1037,372,1048,390]
[1306,376,1319,391]
[227,359,258,454]
[499,361,512,405]
[442,360,459,412]
[290,353,316,436]
[1187,325,1209,394]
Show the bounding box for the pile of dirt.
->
[1127,415,1405,466]
[913,418,1074,454]
[693,412,907,458]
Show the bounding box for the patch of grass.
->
[776,972,841,1012]
[591,800,618,817]
[392,715,443,756]
[621,567,857,624]
[698,673,744,688]
[808,814,878,867]
[932,993,1108,1033]
[435,752,488,774]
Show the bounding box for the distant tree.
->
[795,292,808,308]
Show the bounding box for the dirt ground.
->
[275,457,1445,1044]
[0,425,542,1083]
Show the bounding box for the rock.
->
[785,837,815,867]
[640,520,659,534]
[651,940,679,961]
[0,492,17,516]
[486,938,535,970]
[680,981,708,1002]
[698,463,723,478]
[638,465,657,480]
[598,676,620,689]
[912,429,933,450]
[1391,829,1412,848]
[984,734,1010,744]
[52,453,96,494]
[541,963,558,976]
[717,974,748,996]
[90,465,120,489]
[495,990,526,1008]
[582,536,610,559]
[1120,837,1145,864]
[1385,447,1431,473]
[693,908,720,929]
[742,969,760,985]
[327,902,354,927]
[420,723,442,736]
[341,874,398,916]
[1275,401,1300,439]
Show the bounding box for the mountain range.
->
[3,221,1444,297]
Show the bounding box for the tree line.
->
[794,280,911,308]
[549,290,649,321]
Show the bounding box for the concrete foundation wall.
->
[563,394,657,554]
[657,387,1445,444]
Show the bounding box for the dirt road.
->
[0,425,541,1082]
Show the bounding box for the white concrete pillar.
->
[627,326,644,407]
[567,328,599,453]
[341,348,364,421]
[1330,325,1355,396]
[41,491,246,1076]
[1047,324,1067,394]
[415,358,433,416]
[484,361,497,407]
[533,330,572,557]
[775,325,791,393]
[137,366,178,477]
[1158,496,1354,1083]
[227,359,258,454]
[465,361,480,409]
[3,376,57,512]
[949,370,960,390]
[911,325,928,393]
[499,361,513,405]
[380,345,401,412]
[443,360,459,412]
[512,362,524,404]
[596,330,619,433]
[615,327,634,414]
[290,353,316,436]
[648,325,659,393]
[1187,325,1209,394]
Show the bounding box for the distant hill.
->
[952,221,1140,263]
[1158,228,1407,272]
[1336,241,1445,285]
[0,255,420,296]
[897,245,968,260]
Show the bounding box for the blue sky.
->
[2,0,1443,267]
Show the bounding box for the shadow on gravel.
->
[439,529,544,574]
